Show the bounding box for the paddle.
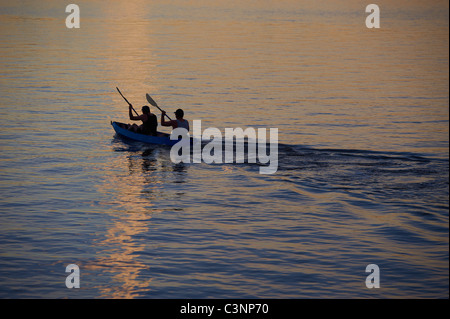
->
[116,87,139,117]
[146,93,172,121]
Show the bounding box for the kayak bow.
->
[111,121,179,146]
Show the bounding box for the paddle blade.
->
[146,93,172,120]
[146,94,158,107]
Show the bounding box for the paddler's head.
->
[174,108,184,119]
[142,105,150,114]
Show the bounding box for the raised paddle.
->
[146,93,172,121]
[116,87,139,117]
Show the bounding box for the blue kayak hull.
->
[111,121,179,146]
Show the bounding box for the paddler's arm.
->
[160,111,174,127]
[129,105,143,121]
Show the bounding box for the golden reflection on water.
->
[87,152,159,298]
[79,3,168,297]
[86,143,188,298]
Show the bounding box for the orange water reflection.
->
[88,143,189,298]
[88,151,158,298]
[80,1,163,297]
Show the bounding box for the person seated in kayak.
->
[161,108,190,132]
[127,105,158,135]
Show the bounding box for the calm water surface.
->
[0,0,448,298]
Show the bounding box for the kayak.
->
[111,121,180,146]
